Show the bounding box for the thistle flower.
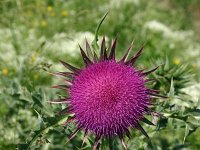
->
[50,37,166,149]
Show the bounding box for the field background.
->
[0,0,200,149]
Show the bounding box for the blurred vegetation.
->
[0,0,200,149]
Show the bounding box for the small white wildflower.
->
[143,20,193,41]
[181,83,200,103]
[48,31,107,57]
[110,0,140,8]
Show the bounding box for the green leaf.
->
[186,116,200,128]
[22,115,69,150]
[91,11,109,52]
[168,78,175,99]
[18,144,28,150]
[183,124,189,144]
[197,98,200,108]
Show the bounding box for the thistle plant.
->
[49,14,167,149]
[1,1,200,150]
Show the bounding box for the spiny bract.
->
[50,37,166,150]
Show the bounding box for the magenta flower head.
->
[50,37,166,149]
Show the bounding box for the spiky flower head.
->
[50,37,166,149]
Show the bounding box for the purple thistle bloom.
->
[50,37,166,149]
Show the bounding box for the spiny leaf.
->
[79,45,92,65]
[60,60,80,73]
[26,115,69,149]
[142,66,159,76]
[120,41,134,62]
[141,117,155,126]
[51,85,70,90]
[85,39,94,59]
[93,135,101,150]
[125,46,144,66]
[183,124,189,144]
[100,36,106,60]
[136,123,150,139]
[108,38,117,60]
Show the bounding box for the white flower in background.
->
[0,26,106,60]
[47,31,107,57]
[47,32,95,57]
[187,44,200,56]
[182,83,200,103]
[186,44,200,70]
[0,27,45,65]
[0,127,19,142]
[0,109,38,142]
[100,0,139,11]
[109,0,139,8]
[18,109,38,128]
[49,32,108,71]
[0,28,16,63]
[186,44,200,66]
[0,28,15,51]
[0,28,13,40]
[143,20,193,41]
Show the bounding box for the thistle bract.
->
[50,37,165,149]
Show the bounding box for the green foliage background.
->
[0,0,200,149]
